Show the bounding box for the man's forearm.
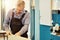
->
[19,25,29,35]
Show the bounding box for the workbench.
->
[0,30,31,40]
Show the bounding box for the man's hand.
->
[15,32,21,36]
[6,31,12,36]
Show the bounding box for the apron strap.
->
[20,10,27,20]
[12,10,27,20]
[12,12,14,18]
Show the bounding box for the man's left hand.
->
[15,32,21,36]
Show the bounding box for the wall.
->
[0,0,1,30]
[52,0,60,10]
[52,0,58,10]
[40,0,52,26]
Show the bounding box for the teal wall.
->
[51,34,60,40]
[40,24,51,40]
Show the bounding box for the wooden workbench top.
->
[0,35,31,40]
[8,35,31,40]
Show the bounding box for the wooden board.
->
[8,35,30,40]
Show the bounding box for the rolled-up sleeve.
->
[19,12,30,35]
[3,10,11,31]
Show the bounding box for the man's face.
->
[16,3,25,13]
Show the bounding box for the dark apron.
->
[10,12,28,38]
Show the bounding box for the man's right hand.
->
[6,31,12,36]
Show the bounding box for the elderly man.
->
[3,0,30,38]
